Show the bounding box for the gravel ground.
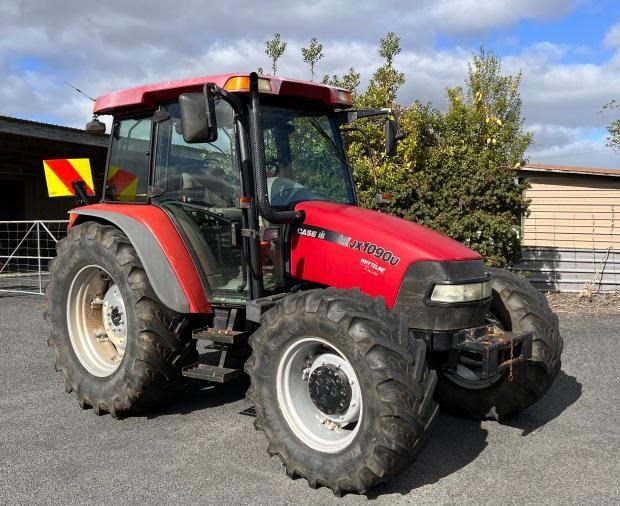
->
[546,292,620,315]
[0,293,618,505]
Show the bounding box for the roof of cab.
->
[93,73,352,115]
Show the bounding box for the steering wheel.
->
[268,176,316,207]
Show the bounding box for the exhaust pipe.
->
[248,72,304,224]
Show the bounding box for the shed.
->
[516,163,620,292]
[0,116,108,220]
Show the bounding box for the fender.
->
[71,203,211,314]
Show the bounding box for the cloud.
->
[412,0,572,34]
[508,58,620,129]
[0,0,618,168]
[528,136,620,168]
[603,21,620,49]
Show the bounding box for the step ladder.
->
[182,308,246,384]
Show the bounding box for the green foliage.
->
[323,67,361,100]
[340,42,532,266]
[602,99,620,151]
[265,33,287,75]
[301,38,324,81]
[363,32,405,107]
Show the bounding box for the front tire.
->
[435,267,563,420]
[46,222,197,417]
[245,288,438,495]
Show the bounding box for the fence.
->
[1,218,616,296]
[0,221,68,295]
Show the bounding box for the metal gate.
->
[0,221,68,295]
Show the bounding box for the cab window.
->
[261,106,354,208]
[105,117,152,202]
[153,101,240,207]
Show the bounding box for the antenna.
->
[64,81,96,102]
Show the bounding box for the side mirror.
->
[179,83,218,143]
[385,119,397,157]
[85,116,106,135]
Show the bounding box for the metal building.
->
[516,163,620,292]
[0,115,108,220]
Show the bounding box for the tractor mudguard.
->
[71,204,211,314]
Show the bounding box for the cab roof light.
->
[224,76,272,93]
[331,89,353,107]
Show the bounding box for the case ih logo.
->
[348,240,401,266]
[296,227,326,240]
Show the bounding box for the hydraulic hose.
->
[248,72,304,224]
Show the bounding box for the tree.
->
[301,37,324,81]
[400,50,531,265]
[265,33,287,75]
[602,100,620,151]
[363,32,405,107]
[322,32,404,105]
[343,33,408,210]
[342,44,531,266]
[322,67,361,99]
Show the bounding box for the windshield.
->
[261,106,355,208]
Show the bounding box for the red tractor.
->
[47,73,562,495]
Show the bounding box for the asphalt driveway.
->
[0,294,617,505]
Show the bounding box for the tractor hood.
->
[290,201,481,307]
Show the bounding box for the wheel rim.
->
[444,311,506,389]
[276,337,363,453]
[66,265,127,377]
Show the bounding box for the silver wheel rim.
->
[276,337,363,453]
[66,265,127,377]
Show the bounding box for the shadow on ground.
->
[371,370,582,498]
[140,377,250,419]
[504,370,582,436]
[134,369,581,499]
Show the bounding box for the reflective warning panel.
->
[106,165,138,201]
[43,158,95,197]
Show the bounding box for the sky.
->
[1,0,619,168]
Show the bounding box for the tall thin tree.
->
[265,33,287,75]
[301,37,324,81]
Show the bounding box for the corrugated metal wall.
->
[517,172,619,292]
[522,174,619,249]
[515,247,620,292]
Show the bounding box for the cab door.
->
[153,100,248,304]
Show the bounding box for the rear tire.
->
[435,267,563,420]
[245,288,438,495]
[46,222,197,417]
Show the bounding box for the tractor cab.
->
[93,73,396,304]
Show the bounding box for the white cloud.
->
[413,0,572,34]
[528,136,620,168]
[1,0,619,168]
[604,21,620,49]
[524,124,620,168]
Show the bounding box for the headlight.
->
[430,280,492,303]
